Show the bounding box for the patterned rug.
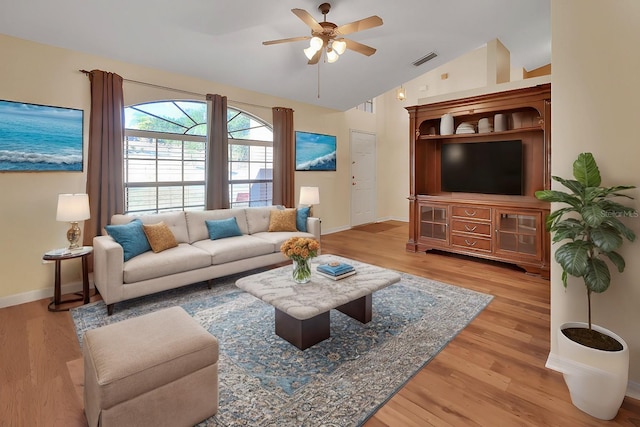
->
[71,266,493,426]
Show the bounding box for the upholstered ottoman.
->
[83,306,219,427]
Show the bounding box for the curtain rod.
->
[79,69,271,110]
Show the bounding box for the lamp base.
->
[66,222,82,249]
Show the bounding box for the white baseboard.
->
[0,279,93,309]
[321,217,408,236]
[546,352,640,399]
[376,216,409,223]
[322,225,351,235]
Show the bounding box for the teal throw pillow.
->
[297,206,310,232]
[105,219,151,261]
[206,217,243,240]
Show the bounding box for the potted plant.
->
[535,152,636,420]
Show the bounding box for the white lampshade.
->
[304,46,319,60]
[299,186,320,206]
[56,193,90,222]
[309,36,323,50]
[332,39,347,55]
[326,49,339,63]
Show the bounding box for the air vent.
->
[413,52,438,67]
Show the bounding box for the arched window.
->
[124,101,273,214]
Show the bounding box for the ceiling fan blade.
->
[291,8,323,32]
[344,39,377,56]
[335,16,383,36]
[263,36,310,46]
[307,49,322,65]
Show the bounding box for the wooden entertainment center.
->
[406,83,551,278]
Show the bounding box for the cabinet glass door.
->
[495,211,541,258]
[419,204,448,242]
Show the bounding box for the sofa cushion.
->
[268,209,298,232]
[105,219,151,262]
[252,231,317,251]
[296,206,311,232]
[186,209,248,243]
[111,212,189,244]
[244,206,279,234]
[205,217,243,240]
[143,222,178,253]
[192,235,274,265]
[123,243,212,283]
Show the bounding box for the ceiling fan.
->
[263,2,383,64]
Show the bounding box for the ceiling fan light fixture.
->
[309,36,323,50]
[332,39,346,55]
[304,46,318,60]
[326,48,339,63]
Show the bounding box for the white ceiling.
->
[1,0,550,111]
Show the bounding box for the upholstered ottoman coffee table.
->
[235,255,401,350]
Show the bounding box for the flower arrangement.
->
[280,237,320,261]
[280,237,320,283]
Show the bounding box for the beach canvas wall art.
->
[295,131,336,171]
[0,100,84,172]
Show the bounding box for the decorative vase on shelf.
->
[440,113,454,135]
[292,258,312,284]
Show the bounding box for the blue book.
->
[317,263,355,276]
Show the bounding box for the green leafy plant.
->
[535,153,637,332]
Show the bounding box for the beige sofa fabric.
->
[192,235,274,265]
[123,243,211,283]
[185,208,249,243]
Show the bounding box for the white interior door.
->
[350,130,376,226]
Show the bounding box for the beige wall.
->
[0,34,381,304]
[551,0,640,389]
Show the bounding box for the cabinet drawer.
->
[451,206,491,221]
[451,234,492,252]
[451,219,491,236]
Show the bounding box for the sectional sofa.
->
[93,206,320,314]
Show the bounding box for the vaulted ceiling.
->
[1,0,550,111]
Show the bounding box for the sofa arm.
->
[93,235,125,305]
[306,217,321,241]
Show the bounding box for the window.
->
[355,99,374,113]
[124,101,273,214]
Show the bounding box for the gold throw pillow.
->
[268,209,298,232]
[143,221,178,253]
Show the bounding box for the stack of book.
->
[316,262,356,280]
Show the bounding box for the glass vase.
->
[292,258,312,284]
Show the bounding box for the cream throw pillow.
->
[143,222,178,253]
[268,209,298,232]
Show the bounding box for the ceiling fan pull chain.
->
[317,61,321,98]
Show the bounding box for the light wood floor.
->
[1,221,639,426]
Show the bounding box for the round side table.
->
[43,246,93,312]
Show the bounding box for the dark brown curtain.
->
[206,94,229,209]
[83,70,124,245]
[272,107,295,207]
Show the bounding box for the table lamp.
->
[56,193,90,249]
[299,186,320,216]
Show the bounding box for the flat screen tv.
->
[441,140,523,195]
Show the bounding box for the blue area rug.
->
[71,267,493,426]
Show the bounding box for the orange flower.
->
[280,237,320,262]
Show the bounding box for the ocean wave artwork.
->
[0,100,84,172]
[295,131,337,171]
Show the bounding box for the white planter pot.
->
[556,322,629,420]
